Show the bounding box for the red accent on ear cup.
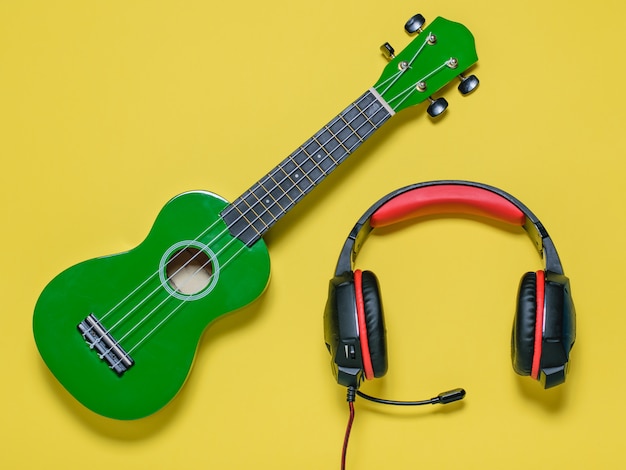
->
[360,271,388,378]
[354,270,375,380]
[370,185,527,228]
[531,270,545,380]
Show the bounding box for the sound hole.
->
[165,247,213,295]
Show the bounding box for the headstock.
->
[374,15,479,117]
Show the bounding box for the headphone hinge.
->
[351,223,374,263]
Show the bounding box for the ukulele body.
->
[33,190,271,420]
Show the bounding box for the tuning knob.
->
[427,97,448,118]
[458,74,480,95]
[405,14,426,34]
[380,42,395,61]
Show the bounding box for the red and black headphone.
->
[324,180,576,394]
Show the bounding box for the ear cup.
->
[354,270,388,380]
[511,271,545,379]
[323,271,370,389]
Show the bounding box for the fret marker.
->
[295,173,300,179]
[265,199,270,205]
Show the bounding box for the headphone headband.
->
[325,179,575,397]
[334,180,564,277]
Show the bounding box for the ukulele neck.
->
[221,88,394,246]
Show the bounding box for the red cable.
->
[341,401,355,470]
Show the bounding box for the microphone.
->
[436,388,466,404]
[354,387,466,406]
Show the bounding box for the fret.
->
[262,173,299,209]
[280,157,316,188]
[314,128,344,161]
[221,89,393,246]
[326,120,352,154]
[251,181,288,220]
[293,148,327,184]
[243,193,275,228]
[301,139,337,174]
[336,113,364,141]
[340,106,372,141]
[220,205,263,246]
[235,194,273,234]
[272,164,312,198]
[247,187,283,225]
[335,116,364,151]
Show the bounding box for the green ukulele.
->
[33,15,478,419]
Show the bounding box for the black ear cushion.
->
[512,272,538,376]
[360,270,388,378]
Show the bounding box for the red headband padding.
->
[370,185,526,228]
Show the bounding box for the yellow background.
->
[1,1,624,468]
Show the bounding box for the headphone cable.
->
[357,388,466,406]
[340,386,465,468]
[341,387,357,470]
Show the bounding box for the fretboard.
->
[220,88,394,246]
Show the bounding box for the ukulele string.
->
[95,217,225,327]
[92,40,447,338]
[375,32,433,98]
[104,60,457,367]
[97,102,373,333]
[96,39,471,365]
[82,29,443,337]
[81,63,446,366]
[84,93,389,360]
[108,72,459,370]
[124,238,253,354]
[120,114,384,359]
[103,95,392,363]
[389,59,454,110]
[221,53,455,245]
[376,32,455,111]
[102,86,387,334]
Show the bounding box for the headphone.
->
[323,180,576,396]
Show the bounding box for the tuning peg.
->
[380,42,395,61]
[458,74,480,95]
[427,96,448,118]
[405,14,426,35]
